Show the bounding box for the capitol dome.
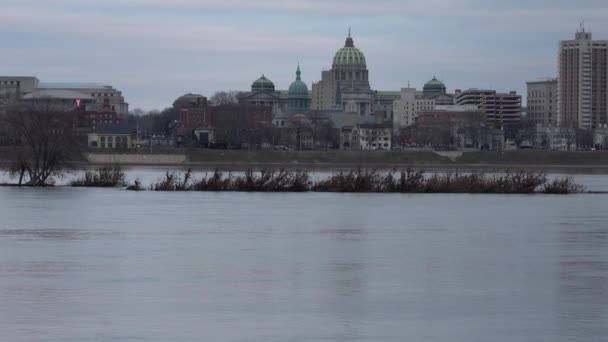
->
[332,32,366,66]
[288,65,309,96]
[252,74,275,92]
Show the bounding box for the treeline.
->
[70,167,585,194]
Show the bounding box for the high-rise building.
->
[454,89,522,127]
[558,26,608,129]
[527,78,558,126]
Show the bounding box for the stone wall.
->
[86,153,186,165]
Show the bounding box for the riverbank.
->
[86,149,608,173]
[3,148,608,173]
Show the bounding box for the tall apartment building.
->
[527,78,558,126]
[558,26,608,129]
[454,89,522,127]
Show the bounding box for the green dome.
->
[252,75,275,92]
[288,65,309,96]
[423,77,446,96]
[333,34,366,66]
[424,77,445,88]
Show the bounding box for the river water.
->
[1,175,607,341]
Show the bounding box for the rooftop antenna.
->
[348,26,351,38]
[580,18,585,32]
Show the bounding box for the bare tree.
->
[0,92,19,145]
[290,115,312,150]
[457,113,485,148]
[1,103,78,186]
[564,125,577,150]
[505,118,536,148]
[210,91,241,106]
[576,129,594,150]
[128,108,178,137]
[311,118,336,149]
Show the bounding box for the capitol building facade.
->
[237,30,453,127]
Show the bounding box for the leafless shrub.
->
[70,166,126,187]
[542,177,585,194]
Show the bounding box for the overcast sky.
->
[2,0,607,110]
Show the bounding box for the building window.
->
[100,137,106,148]
[108,136,114,148]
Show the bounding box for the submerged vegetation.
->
[149,169,311,192]
[132,168,585,194]
[70,166,126,188]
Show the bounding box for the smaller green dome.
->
[252,74,275,92]
[423,77,446,96]
[288,65,309,97]
[425,77,445,88]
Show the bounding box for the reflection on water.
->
[0,228,97,240]
[559,224,608,341]
[0,188,608,341]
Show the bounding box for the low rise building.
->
[0,76,129,116]
[534,125,576,150]
[356,122,392,150]
[594,125,608,149]
[88,123,134,149]
[341,122,392,150]
[74,99,123,136]
[0,76,39,99]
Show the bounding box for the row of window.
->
[529,105,553,111]
[99,136,129,149]
[528,92,554,98]
[335,70,368,81]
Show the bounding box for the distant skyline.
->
[2,0,608,110]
